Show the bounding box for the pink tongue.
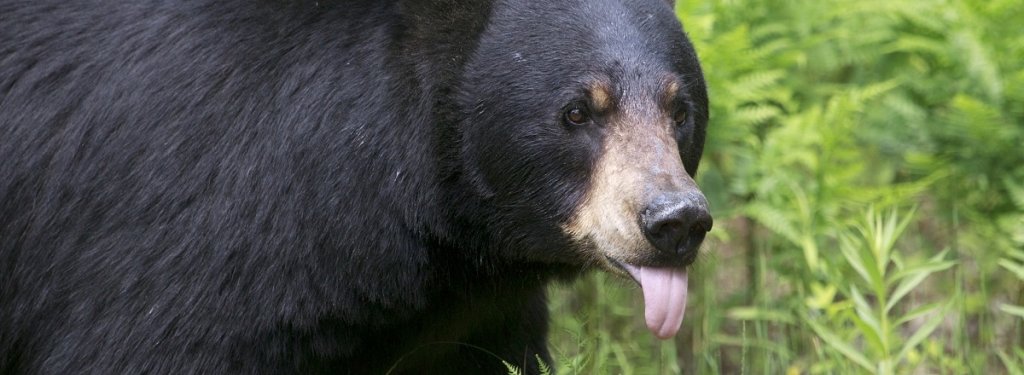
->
[626,266,689,339]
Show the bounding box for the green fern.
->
[503,361,523,375]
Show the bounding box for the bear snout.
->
[640,191,713,265]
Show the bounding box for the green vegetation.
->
[545,0,1024,373]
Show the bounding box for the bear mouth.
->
[605,256,690,340]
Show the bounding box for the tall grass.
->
[545,0,1024,373]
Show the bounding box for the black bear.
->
[0,0,711,373]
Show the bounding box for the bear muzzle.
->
[639,190,713,266]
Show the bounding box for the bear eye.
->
[673,108,688,126]
[564,105,591,126]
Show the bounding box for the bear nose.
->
[641,192,713,260]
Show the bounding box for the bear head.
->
[451,0,710,339]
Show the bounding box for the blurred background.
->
[546,0,1024,373]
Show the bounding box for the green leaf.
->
[1003,176,1024,210]
[886,272,928,313]
[1006,249,1024,263]
[806,283,839,310]
[535,355,552,375]
[999,259,1024,280]
[895,302,943,327]
[727,307,796,324]
[997,350,1024,375]
[806,318,875,372]
[999,304,1024,320]
[745,202,802,246]
[729,70,787,102]
[503,361,523,375]
[889,260,957,286]
[848,286,887,356]
[734,105,782,127]
[886,253,955,312]
[856,79,902,101]
[896,301,950,363]
[850,313,886,358]
[839,232,874,287]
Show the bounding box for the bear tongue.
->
[640,267,689,339]
[621,264,689,339]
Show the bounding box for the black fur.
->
[0,0,707,373]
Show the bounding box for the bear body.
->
[0,0,709,373]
